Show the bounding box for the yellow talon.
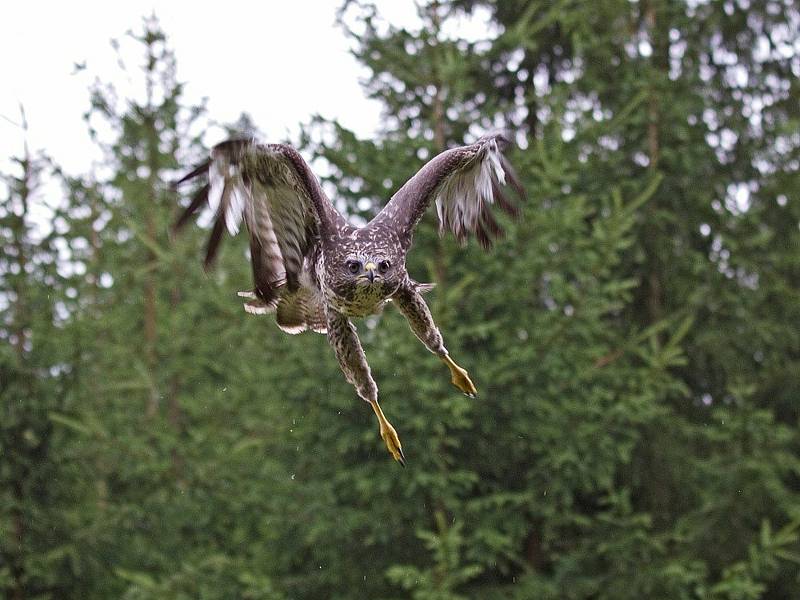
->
[442,355,477,397]
[370,400,406,466]
[380,421,406,466]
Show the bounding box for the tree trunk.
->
[643,0,664,326]
[8,132,34,600]
[144,56,160,418]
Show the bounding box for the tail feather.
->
[242,285,327,335]
[276,290,308,334]
[239,290,279,314]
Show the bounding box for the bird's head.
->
[326,227,406,301]
[342,253,399,292]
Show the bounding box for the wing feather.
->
[174,139,344,305]
[172,182,209,233]
[372,134,524,249]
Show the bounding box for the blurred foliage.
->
[2,1,800,598]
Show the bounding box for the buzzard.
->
[173,134,524,466]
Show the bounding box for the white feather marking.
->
[436,196,445,224]
[434,141,507,236]
[277,322,307,335]
[208,148,250,235]
[237,290,257,299]
[243,299,272,315]
[208,159,226,214]
[225,178,247,235]
[487,140,506,185]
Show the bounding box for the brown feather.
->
[276,291,308,334]
[481,206,505,238]
[203,211,227,270]
[204,179,236,269]
[475,222,493,249]
[172,138,347,339]
[372,133,524,252]
[492,178,521,218]
[501,156,526,202]
[173,160,210,187]
[249,237,279,304]
[275,286,327,335]
[172,182,210,233]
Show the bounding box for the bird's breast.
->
[327,284,388,318]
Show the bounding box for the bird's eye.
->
[346,260,361,274]
[378,260,391,274]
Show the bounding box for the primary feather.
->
[372,133,524,249]
[173,139,339,309]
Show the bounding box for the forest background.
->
[2,1,799,598]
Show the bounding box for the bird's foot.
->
[380,421,406,467]
[442,355,477,398]
[370,400,406,467]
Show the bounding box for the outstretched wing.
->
[371,134,524,249]
[173,139,344,309]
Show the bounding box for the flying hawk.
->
[173,134,524,465]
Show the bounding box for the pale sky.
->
[0,1,409,175]
[0,1,490,178]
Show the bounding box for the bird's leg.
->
[326,309,406,466]
[394,284,478,397]
[441,354,477,398]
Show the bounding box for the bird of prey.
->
[173,134,524,466]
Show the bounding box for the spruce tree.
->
[288,2,680,598]
[4,3,798,597]
[448,0,800,597]
[62,17,308,598]
[0,116,86,598]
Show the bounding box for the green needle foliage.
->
[1,2,798,599]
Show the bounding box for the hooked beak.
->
[365,262,377,283]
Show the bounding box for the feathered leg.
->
[326,309,405,466]
[393,284,477,397]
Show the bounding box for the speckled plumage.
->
[174,134,524,462]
